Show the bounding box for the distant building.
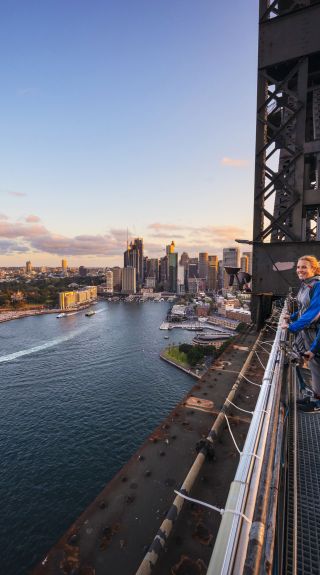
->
[105,269,113,294]
[177,264,185,294]
[207,255,218,291]
[59,286,97,310]
[79,266,88,277]
[122,267,136,294]
[145,277,156,289]
[179,252,189,269]
[146,258,159,282]
[124,238,144,288]
[199,252,208,281]
[166,241,175,255]
[159,256,168,287]
[243,251,252,275]
[26,261,32,273]
[240,255,249,273]
[62,259,68,272]
[187,257,199,281]
[168,251,178,293]
[112,267,122,292]
[223,247,240,288]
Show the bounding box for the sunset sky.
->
[0,1,259,267]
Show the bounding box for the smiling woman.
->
[282,255,320,412]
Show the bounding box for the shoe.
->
[298,400,320,413]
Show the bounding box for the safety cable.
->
[173,490,252,524]
[224,413,261,460]
[255,350,267,370]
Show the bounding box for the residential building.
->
[105,269,113,294]
[59,286,97,310]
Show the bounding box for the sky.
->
[0,0,259,267]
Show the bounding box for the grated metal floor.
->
[297,412,320,575]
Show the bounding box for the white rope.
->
[226,398,254,415]
[255,351,267,370]
[239,373,262,387]
[256,341,272,354]
[224,414,261,460]
[173,490,252,524]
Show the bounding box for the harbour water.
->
[0,301,195,575]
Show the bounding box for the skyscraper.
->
[242,251,252,275]
[26,260,32,273]
[124,237,144,289]
[168,251,178,293]
[112,267,122,292]
[122,267,136,294]
[199,252,209,281]
[62,259,68,272]
[207,255,218,292]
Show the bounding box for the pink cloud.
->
[0,213,8,220]
[221,157,249,168]
[8,191,27,197]
[25,214,41,223]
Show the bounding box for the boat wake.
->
[0,327,87,363]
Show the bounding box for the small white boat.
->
[164,336,169,339]
[56,313,66,318]
[85,310,96,317]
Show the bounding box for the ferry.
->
[85,310,96,317]
[56,313,66,318]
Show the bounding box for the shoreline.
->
[160,351,201,379]
[0,302,96,324]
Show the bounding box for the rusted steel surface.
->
[32,328,270,575]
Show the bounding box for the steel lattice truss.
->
[253,0,320,244]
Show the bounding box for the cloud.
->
[8,191,27,197]
[25,214,41,223]
[151,233,185,239]
[0,220,130,257]
[221,157,249,168]
[0,213,8,220]
[0,240,29,254]
[148,223,184,232]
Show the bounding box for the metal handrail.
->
[207,306,287,574]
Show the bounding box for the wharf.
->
[32,328,267,575]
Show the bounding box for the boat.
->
[56,313,66,318]
[164,336,169,339]
[85,310,96,317]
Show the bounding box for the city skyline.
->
[0,1,258,266]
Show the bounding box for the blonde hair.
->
[299,255,320,275]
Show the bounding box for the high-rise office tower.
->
[26,260,32,273]
[188,258,199,280]
[240,255,249,273]
[199,252,209,280]
[124,237,144,288]
[159,256,168,288]
[112,267,122,292]
[146,258,159,282]
[179,252,189,269]
[166,241,175,255]
[122,267,136,294]
[62,259,68,272]
[168,251,178,293]
[208,255,218,291]
[242,251,252,275]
